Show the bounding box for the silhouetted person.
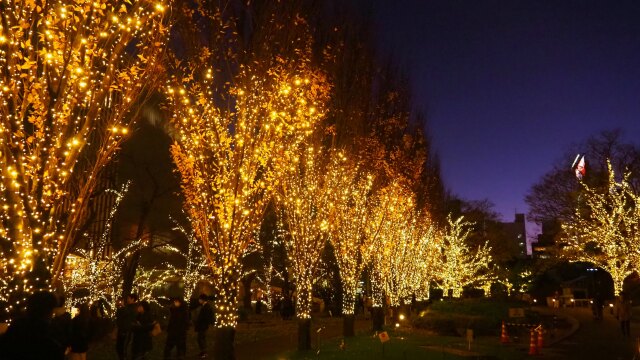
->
[273,297,282,318]
[592,293,604,321]
[194,294,214,358]
[255,297,263,315]
[116,293,139,360]
[282,293,294,320]
[69,303,92,360]
[50,305,73,352]
[131,300,155,360]
[616,292,632,337]
[0,290,65,360]
[164,298,189,360]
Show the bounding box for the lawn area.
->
[272,326,526,360]
[414,298,536,337]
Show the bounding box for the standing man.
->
[616,292,632,338]
[195,294,214,358]
[115,293,139,360]
[164,298,189,360]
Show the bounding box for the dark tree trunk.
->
[121,201,150,298]
[391,306,400,323]
[343,313,355,337]
[121,249,141,298]
[372,306,384,331]
[282,268,291,298]
[214,326,236,360]
[297,318,311,351]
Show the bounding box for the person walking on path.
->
[195,293,215,358]
[616,291,632,338]
[0,291,66,360]
[69,303,92,360]
[116,294,139,360]
[164,298,190,360]
[131,300,156,360]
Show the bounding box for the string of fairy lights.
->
[561,161,640,296]
[0,0,171,315]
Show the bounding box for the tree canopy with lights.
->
[436,216,492,298]
[328,159,375,317]
[368,182,421,306]
[275,146,343,321]
[561,162,640,295]
[0,0,170,312]
[166,13,329,335]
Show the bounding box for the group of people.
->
[0,291,216,360]
[272,293,295,320]
[0,291,69,360]
[116,293,215,360]
[114,294,158,360]
[0,291,108,360]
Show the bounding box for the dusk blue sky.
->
[371,0,640,241]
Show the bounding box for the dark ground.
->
[538,306,639,360]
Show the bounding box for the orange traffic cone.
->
[537,326,544,349]
[500,321,509,343]
[528,329,538,355]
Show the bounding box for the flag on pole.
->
[572,154,586,180]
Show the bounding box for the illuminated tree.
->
[254,203,286,312]
[436,216,492,298]
[561,162,640,295]
[134,265,177,304]
[368,182,415,329]
[61,181,128,311]
[275,146,343,350]
[166,22,329,358]
[402,217,439,301]
[526,130,640,226]
[171,219,209,301]
[0,0,170,312]
[378,210,437,309]
[354,182,415,330]
[320,155,374,337]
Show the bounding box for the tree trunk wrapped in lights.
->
[167,29,329,358]
[275,146,343,350]
[369,266,385,331]
[327,159,375,337]
[436,216,492,298]
[561,162,640,296]
[381,211,435,309]
[403,221,439,302]
[0,0,171,314]
[368,182,415,328]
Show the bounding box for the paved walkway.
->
[540,306,639,360]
